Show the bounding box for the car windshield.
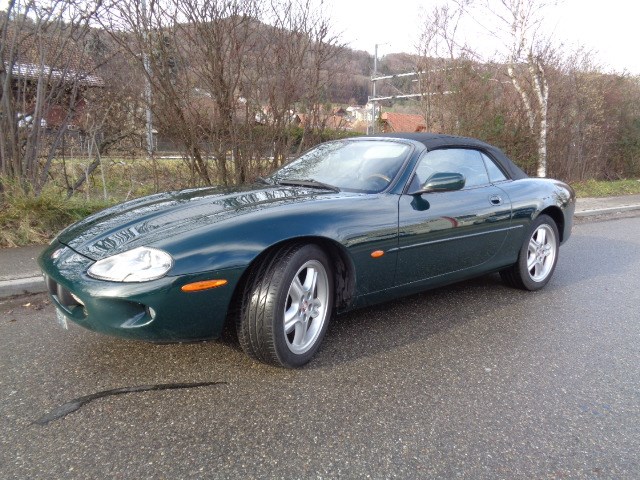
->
[270,140,411,193]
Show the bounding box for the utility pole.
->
[141,0,154,158]
[370,43,393,134]
[371,43,379,135]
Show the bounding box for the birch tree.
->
[420,0,554,176]
[486,0,553,177]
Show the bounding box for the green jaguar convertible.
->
[39,133,575,368]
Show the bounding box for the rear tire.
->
[500,214,559,291]
[237,244,334,368]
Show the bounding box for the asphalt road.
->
[1,216,639,479]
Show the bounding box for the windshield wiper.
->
[278,179,340,192]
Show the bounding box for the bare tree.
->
[102,0,341,186]
[416,1,514,142]
[416,2,466,132]
[102,1,216,185]
[546,49,640,182]
[0,1,104,195]
[65,43,146,197]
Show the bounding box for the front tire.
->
[237,244,334,368]
[500,214,559,291]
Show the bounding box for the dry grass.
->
[0,184,113,247]
[571,179,640,198]
[0,156,236,247]
[47,156,205,200]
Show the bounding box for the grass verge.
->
[571,179,640,198]
[0,187,112,248]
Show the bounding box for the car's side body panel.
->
[352,179,574,310]
[394,185,513,285]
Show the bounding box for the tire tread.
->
[237,243,309,366]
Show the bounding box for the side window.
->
[410,148,490,191]
[481,153,508,183]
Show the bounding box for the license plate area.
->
[55,307,69,330]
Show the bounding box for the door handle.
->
[489,195,502,206]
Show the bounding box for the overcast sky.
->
[323,0,640,74]
[1,0,637,74]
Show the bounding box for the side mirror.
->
[409,172,466,195]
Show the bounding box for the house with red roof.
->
[379,112,427,133]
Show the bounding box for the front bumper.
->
[38,241,242,342]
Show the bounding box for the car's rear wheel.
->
[237,244,334,368]
[500,214,559,291]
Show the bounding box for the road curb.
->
[574,204,640,217]
[0,276,46,299]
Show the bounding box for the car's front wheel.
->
[500,214,559,291]
[237,244,334,368]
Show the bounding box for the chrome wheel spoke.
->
[537,228,547,245]
[309,299,322,318]
[283,259,330,355]
[292,321,308,347]
[533,260,542,277]
[289,276,305,304]
[284,306,299,334]
[304,267,318,294]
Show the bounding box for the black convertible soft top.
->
[372,132,529,180]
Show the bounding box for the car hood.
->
[57,184,332,260]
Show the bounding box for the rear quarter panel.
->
[495,178,575,263]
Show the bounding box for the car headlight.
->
[87,247,173,282]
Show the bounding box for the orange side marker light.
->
[370,250,385,258]
[181,279,228,292]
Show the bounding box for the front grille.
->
[44,275,82,309]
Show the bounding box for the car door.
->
[395,148,513,286]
